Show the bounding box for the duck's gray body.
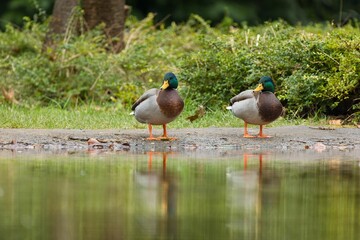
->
[229,90,283,125]
[132,88,184,125]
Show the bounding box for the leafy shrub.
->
[0,14,359,121]
[180,20,360,118]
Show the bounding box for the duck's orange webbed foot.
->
[257,125,272,138]
[158,124,178,141]
[243,133,256,138]
[243,122,256,138]
[146,124,158,140]
[146,137,158,141]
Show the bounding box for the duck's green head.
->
[161,72,178,90]
[254,76,275,93]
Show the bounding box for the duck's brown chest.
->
[257,92,283,122]
[157,89,184,118]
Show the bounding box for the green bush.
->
[0,14,359,121]
[180,20,360,118]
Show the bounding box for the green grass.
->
[0,104,325,130]
[0,105,132,129]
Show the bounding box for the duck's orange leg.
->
[146,124,157,140]
[243,122,255,138]
[162,124,168,138]
[158,124,176,141]
[257,125,271,138]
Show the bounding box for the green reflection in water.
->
[0,150,359,240]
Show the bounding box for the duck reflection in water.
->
[133,151,177,239]
[226,152,280,239]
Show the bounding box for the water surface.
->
[0,149,359,240]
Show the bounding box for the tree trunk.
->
[43,0,79,51]
[83,0,125,53]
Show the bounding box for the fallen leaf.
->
[186,105,205,122]
[2,88,19,104]
[329,119,342,125]
[313,142,326,152]
[87,138,100,145]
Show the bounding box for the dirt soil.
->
[0,125,359,152]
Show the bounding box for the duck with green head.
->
[131,72,184,140]
[227,76,283,138]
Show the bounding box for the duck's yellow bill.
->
[254,84,264,92]
[161,80,169,90]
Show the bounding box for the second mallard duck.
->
[227,76,283,138]
[131,72,184,140]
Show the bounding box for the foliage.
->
[0,13,203,108]
[0,0,50,29]
[0,14,359,122]
[180,20,360,119]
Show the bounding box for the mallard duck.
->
[131,72,184,140]
[227,76,283,138]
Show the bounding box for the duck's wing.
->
[131,88,160,111]
[230,90,254,105]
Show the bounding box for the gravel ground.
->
[0,125,359,153]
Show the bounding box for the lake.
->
[0,149,359,240]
